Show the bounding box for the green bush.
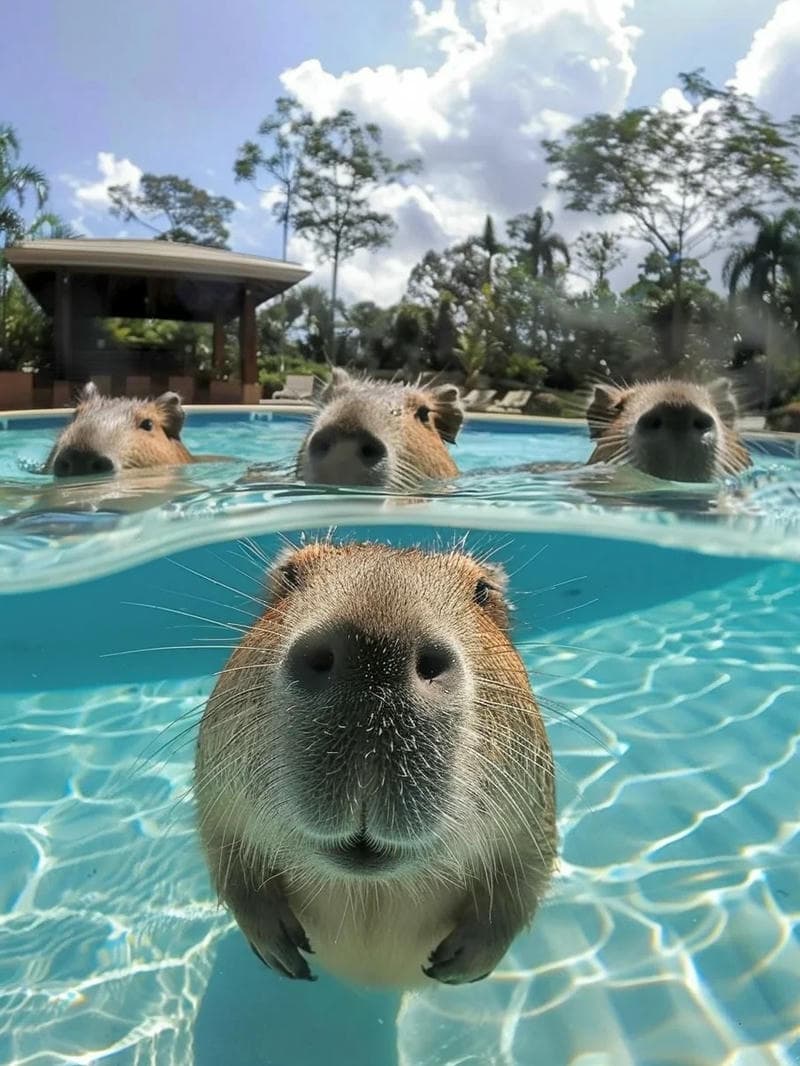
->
[258,371,284,396]
[505,354,546,386]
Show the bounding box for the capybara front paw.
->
[244,899,315,982]
[423,918,511,985]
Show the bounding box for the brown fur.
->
[296,369,464,489]
[45,383,193,477]
[586,378,751,482]
[195,541,556,989]
[765,402,800,434]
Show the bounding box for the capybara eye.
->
[139,418,154,432]
[416,405,431,424]
[278,562,301,591]
[694,413,714,432]
[474,579,492,606]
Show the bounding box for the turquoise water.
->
[1,411,800,1065]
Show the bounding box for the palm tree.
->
[723,207,800,308]
[507,207,570,280]
[0,124,49,247]
[724,207,800,408]
[1,125,51,361]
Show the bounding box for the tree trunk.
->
[329,252,339,364]
[670,258,684,371]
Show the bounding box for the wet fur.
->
[586,378,752,482]
[195,541,556,989]
[296,369,464,490]
[45,383,193,474]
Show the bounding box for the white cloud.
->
[734,0,800,119]
[62,152,143,213]
[276,0,641,305]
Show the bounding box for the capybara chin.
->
[586,377,752,483]
[295,369,464,490]
[195,541,556,989]
[45,383,193,478]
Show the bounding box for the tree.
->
[544,69,800,363]
[0,124,48,247]
[480,214,505,287]
[1,124,50,362]
[724,208,800,405]
[573,230,625,292]
[724,207,800,317]
[623,251,726,375]
[108,174,235,247]
[292,109,422,359]
[507,207,570,281]
[233,95,312,261]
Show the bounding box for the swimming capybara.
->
[296,370,464,490]
[585,378,752,482]
[45,383,194,478]
[195,540,556,988]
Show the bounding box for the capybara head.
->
[46,383,192,478]
[197,541,553,879]
[296,369,464,489]
[196,540,557,987]
[766,402,800,434]
[585,378,752,482]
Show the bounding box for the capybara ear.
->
[321,367,354,403]
[707,377,739,427]
[430,384,464,444]
[585,384,625,439]
[154,391,186,438]
[77,381,99,406]
[474,560,511,630]
[263,542,336,604]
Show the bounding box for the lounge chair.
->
[489,390,533,414]
[271,374,316,403]
[462,389,497,411]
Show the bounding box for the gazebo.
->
[5,238,309,405]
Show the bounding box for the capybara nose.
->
[285,625,459,697]
[636,403,714,436]
[52,447,115,478]
[307,427,388,472]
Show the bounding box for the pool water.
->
[1,411,799,1065]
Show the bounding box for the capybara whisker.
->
[194,540,557,989]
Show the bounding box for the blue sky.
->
[2,0,795,302]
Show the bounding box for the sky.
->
[2,0,798,305]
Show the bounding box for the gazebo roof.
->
[6,238,310,322]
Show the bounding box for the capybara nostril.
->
[415,641,457,683]
[358,434,387,467]
[693,411,715,433]
[308,430,333,458]
[285,632,338,691]
[637,412,663,433]
[52,446,114,478]
[90,455,115,474]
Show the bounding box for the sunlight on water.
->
[0,413,799,1064]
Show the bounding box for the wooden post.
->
[54,269,72,381]
[213,308,226,376]
[239,285,257,386]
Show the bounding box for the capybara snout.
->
[46,382,193,477]
[586,377,751,482]
[296,369,464,489]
